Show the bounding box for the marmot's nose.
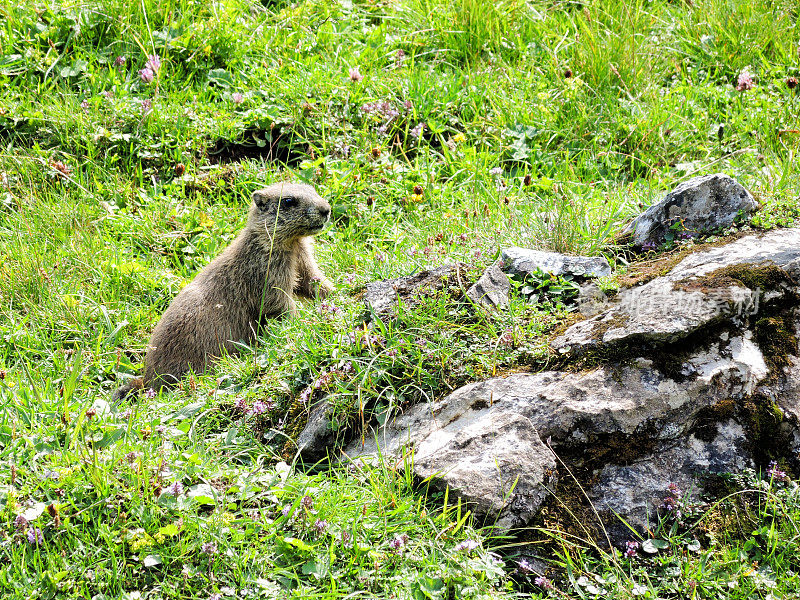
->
[319,205,331,220]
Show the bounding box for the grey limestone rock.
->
[623,173,757,247]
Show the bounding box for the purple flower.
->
[517,558,535,574]
[125,451,142,463]
[145,387,156,399]
[314,519,328,534]
[318,301,341,315]
[165,481,184,497]
[454,539,479,552]
[209,595,222,600]
[678,231,695,240]
[114,55,126,66]
[301,495,314,510]
[641,241,657,251]
[348,67,363,82]
[201,541,218,555]
[767,460,788,481]
[737,68,755,91]
[375,252,387,263]
[403,99,413,111]
[386,348,398,358]
[14,515,28,531]
[146,54,161,74]
[27,527,44,545]
[234,397,248,411]
[534,576,553,589]
[81,99,89,111]
[250,400,269,415]
[281,506,291,517]
[341,531,351,544]
[410,122,425,139]
[490,167,503,176]
[415,338,428,348]
[232,92,244,104]
[624,540,639,558]
[388,533,409,552]
[139,68,154,83]
[141,99,153,115]
[498,328,514,347]
[299,387,312,404]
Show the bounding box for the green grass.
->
[1,0,800,597]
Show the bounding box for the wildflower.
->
[641,241,657,251]
[201,541,218,555]
[301,495,314,510]
[299,387,312,404]
[534,576,553,589]
[114,55,126,66]
[386,348,398,358]
[736,68,755,91]
[787,77,798,90]
[14,515,28,531]
[155,425,166,434]
[415,338,428,348]
[120,410,132,419]
[234,397,248,411]
[454,539,479,552]
[624,540,639,558]
[81,99,89,111]
[490,166,503,176]
[340,361,355,375]
[51,160,72,177]
[318,301,341,315]
[403,99,413,111]
[375,251,387,262]
[473,249,483,259]
[27,527,44,545]
[146,54,161,74]
[281,506,291,517]
[344,273,356,285]
[348,67,363,82]
[125,451,142,463]
[314,519,327,534]
[678,231,695,240]
[767,460,788,481]
[250,400,268,415]
[139,68,154,83]
[661,483,683,517]
[165,481,184,497]
[452,132,466,144]
[498,328,514,347]
[232,92,244,104]
[209,595,222,600]
[341,531,351,544]
[410,122,424,139]
[517,558,535,573]
[141,99,153,115]
[388,533,409,552]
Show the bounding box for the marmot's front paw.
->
[314,277,334,299]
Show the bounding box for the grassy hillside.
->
[1,0,799,597]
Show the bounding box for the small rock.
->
[500,247,611,279]
[466,262,510,309]
[364,264,466,321]
[297,400,334,462]
[623,173,757,248]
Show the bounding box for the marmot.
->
[114,182,333,398]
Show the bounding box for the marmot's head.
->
[249,183,331,241]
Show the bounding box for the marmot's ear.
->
[252,190,269,209]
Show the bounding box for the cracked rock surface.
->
[346,228,800,538]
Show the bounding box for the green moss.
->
[754,315,799,375]
[674,262,795,295]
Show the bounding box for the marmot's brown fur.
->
[114,182,332,398]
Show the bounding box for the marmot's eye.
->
[282,196,298,208]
